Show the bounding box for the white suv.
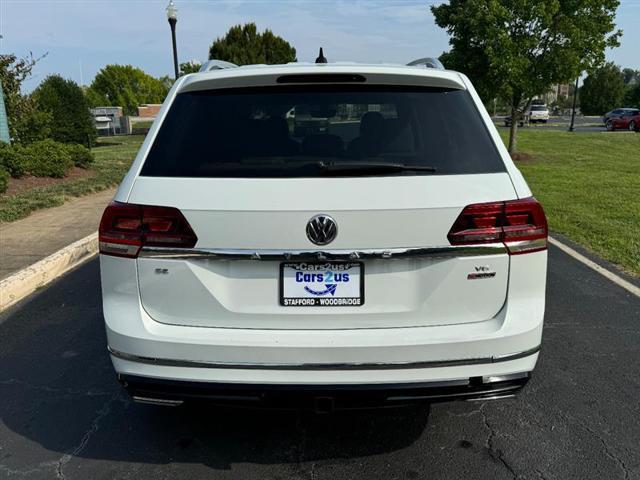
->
[99,60,548,410]
[528,104,550,123]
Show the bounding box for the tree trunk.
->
[508,106,518,155]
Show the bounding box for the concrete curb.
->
[0,232,98,312]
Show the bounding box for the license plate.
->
[280,262,364,307]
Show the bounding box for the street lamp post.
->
[166,0,179,79]
[568,73,580,132]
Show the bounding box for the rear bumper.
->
[119,371,531,410]
[101,251,546,391]
[109,348,539,388]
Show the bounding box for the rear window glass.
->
[530,105,547,111]
[141,86,505,178]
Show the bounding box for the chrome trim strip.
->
[482,372,530,383]
[138,243,507,261]
[132,396,184,406]
[466,393,516,402]
[108,345,540,371]
[506,238,547,253]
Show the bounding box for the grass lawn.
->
[0,135,144,223]
[501,130,640,276]
[132,120,153,129]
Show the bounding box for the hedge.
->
[0,142,27,178]
[23,140,74,178]
[0,140,96,181]
[65,143,95,168]
[0,166,9,193]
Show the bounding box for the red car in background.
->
[606,109,640,131]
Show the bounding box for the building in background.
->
[90,104,162,136]
[90,106,129,135]
[93,115,113,135]
[137,104,162,118]
[535,84,573,105]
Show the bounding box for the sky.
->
[1,0,640,93]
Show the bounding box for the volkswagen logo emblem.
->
[306,214,337,246]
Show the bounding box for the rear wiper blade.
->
[317,161,437,174]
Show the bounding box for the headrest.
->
[360,111,385,137]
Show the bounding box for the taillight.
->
[99,201,197,258]
[448,197,547,255]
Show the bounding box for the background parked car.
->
[504,114,527,127]
[528,104,550,123]
[503,104,549,126]
[603,108,637,126]
[606,109,640,131]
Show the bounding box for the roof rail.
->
[407,57,445,70]
[198,59,239,72]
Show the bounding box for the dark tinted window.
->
[141,86,505,178]
[530,105,547,111]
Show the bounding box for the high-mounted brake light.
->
[448,197,547,255]
[99,201,197,258]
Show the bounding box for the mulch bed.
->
[2,167,96,197]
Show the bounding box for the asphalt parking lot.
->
[1,245,639,480]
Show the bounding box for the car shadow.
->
[0,260,430,470]
[98,401,431,469]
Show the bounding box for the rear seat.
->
[347,113,415,157]
[302,134,344,157]
[244,118,300,156]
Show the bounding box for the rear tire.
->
[629,121,636,132]
[606,120,614,131]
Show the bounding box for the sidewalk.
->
[0,188,115,280]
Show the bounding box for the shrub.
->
[0,142,28,178]
[65,143,94,168]
[0,166,9,193]
[23,139,73,178]
[32,75,97,146]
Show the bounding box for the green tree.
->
[83,86,107,108]
[432,0,621,153]
[621,68,640,107]
[157,75,174,92]
[89,65,168,115]
[580,63,626,114]
[180,60,201,75]
[0,52,51,143]
[622,68,640,85]
[209,23,296,65]
[32,75,97,146]
[624,83,640,108]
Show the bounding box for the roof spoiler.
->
[407,57,445,70]
[199,59,239,72]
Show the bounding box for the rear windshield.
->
[530,105,547,111]
[141,86,505,178]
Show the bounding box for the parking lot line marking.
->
[549,236,640,298]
